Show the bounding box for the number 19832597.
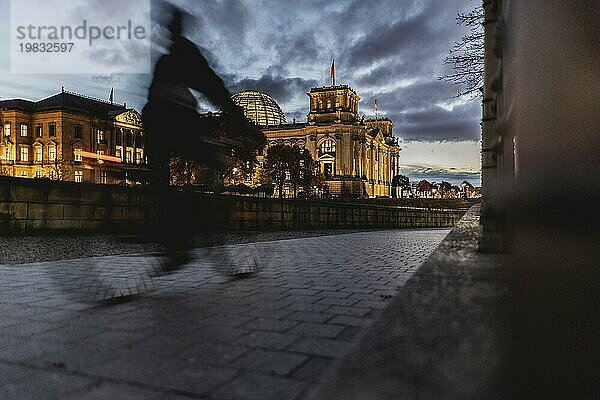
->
[18,42,74,52]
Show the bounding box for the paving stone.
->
[0,363,32,386]
[210,372,307,400]
[1,320,62,337]
[245,307,293,320]
[288,337,354,358]
[0,369,97,400]
[327,315,372,327]
[289,356,332,382]
[283,294,322,304]
[237,331,299,350]
[285,311,334,323]
[155,365,238,396]
[316,297,359,307]
[285,288,322,296]
[288,322,346,338]
[334,325,364,341]
[179,341,252,366]
[66,382,166,400]
[231,348,308,376]
[354,299,391,309]
[243,318,298,332]
[201,313,256,328]
[285,303,331,313]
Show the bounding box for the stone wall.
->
[0,176,158,233]
[0,176,465,234]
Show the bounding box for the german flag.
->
[330,59,335,85]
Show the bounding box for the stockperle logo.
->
[10,0,150,74]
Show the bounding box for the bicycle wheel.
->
[203,236,275,276]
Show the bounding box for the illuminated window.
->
[3,123,10,136]
[35,124,42,137]
[320,139,335,155]
[20,124,27,136]
[20,171,27,177]
[100,171,107,184]
[326,100,332,108]
[96,130,104,143]
[135,149,143,164]
[49,146,56,161]
[20,147,28,162]
[74,170,82,183]
[35,147,42,162]
[5,147,11,160]
[115,146,123,160]
[35,170,42,178]
[126,148,133,163]
[49,170,55,179]
[74,148,82,162]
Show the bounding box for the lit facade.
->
[245,85,401,197]
[0,90,148,184]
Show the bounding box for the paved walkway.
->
[0,229,448,400]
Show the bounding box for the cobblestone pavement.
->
[0,229,448,400]
[0,230,372,266]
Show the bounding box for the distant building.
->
[0,89,148,184]
[232,85,401,197]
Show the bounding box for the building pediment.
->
[319,154,335,161]
[1,137,14,146]
[114,109,142,127]
[367,128,381,139]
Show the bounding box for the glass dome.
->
[231,90,287,127]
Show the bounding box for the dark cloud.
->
[345,4,437,68]
[229,75,316,104]
[1,0,480,142]
[389,101,481,141]
[361,80,458,113]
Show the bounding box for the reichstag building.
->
[232,85,401,197]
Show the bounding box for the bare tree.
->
[439,3,484,99]
[48,157,72,181]
[169,155,204,186]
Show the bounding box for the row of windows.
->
[314,97,357,111]
[18,169,108,184]
[3,122,57,138]
[2,123,142,146]
[4,145,57,162]
[4,146,144,164]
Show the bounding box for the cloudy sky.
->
[0,0,482,186]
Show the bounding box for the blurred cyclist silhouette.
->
[142,4,265,272]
